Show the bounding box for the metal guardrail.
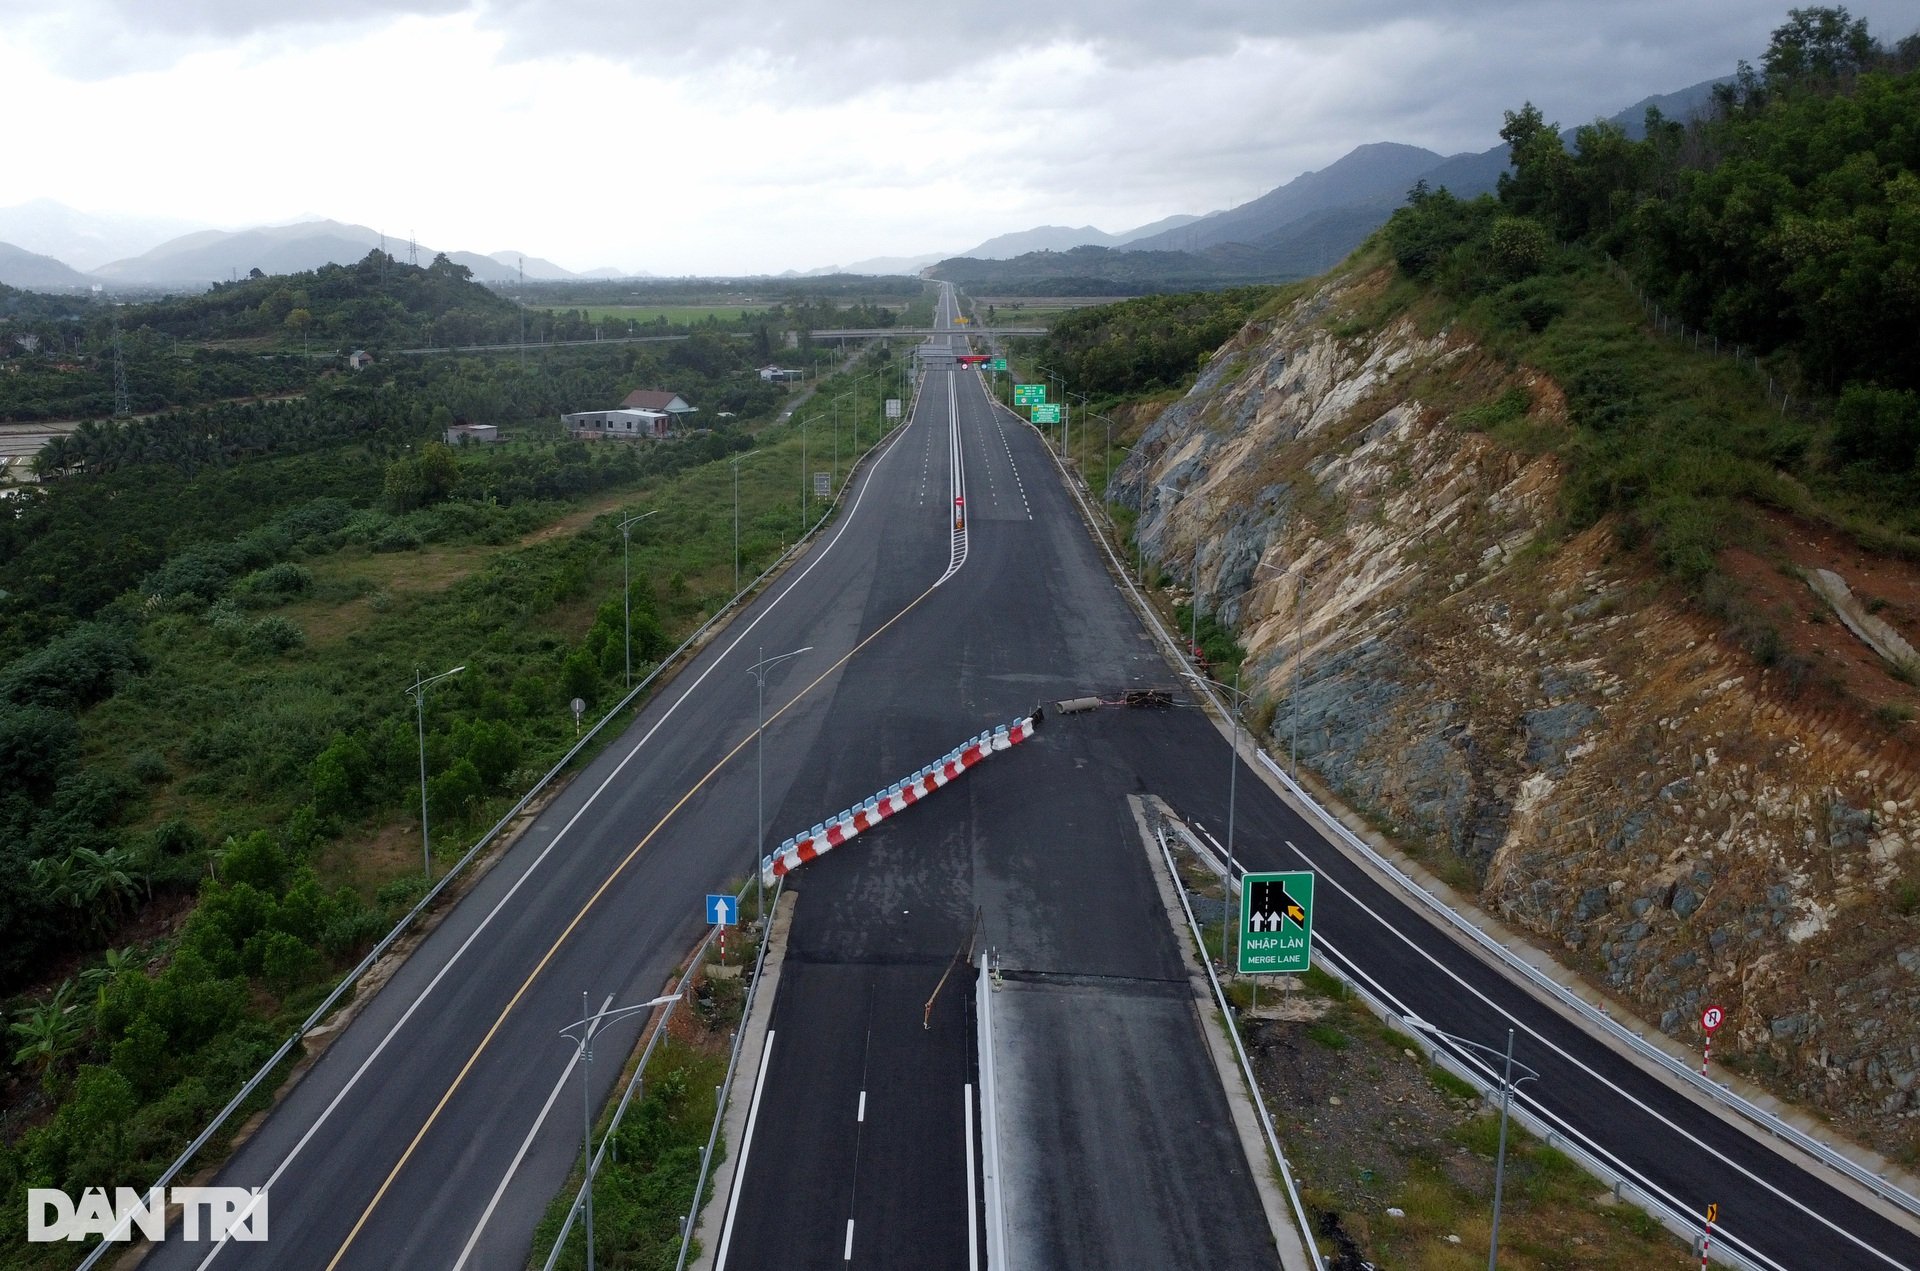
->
[74,371,908,1271]
[1155,828,1326,1270]
[1305,937,1763,1270]
[1163,813,1759,1268]
[1009,393,1920,1227]
[538,908,725,1271]
[1248,744,1920,1224]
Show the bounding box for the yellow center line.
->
[325,572,951,1268]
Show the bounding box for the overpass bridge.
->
[811,326,1044,338]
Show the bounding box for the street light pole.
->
[559,992,682,1271]
[746,645,812,924]
[407,665,465,878]
[1490,1027,1516,1270]
[730,452,758,597]
[618,510,657,689]
[1406,1018,1538,1271]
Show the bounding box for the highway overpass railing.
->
[1008,394,1920,1229]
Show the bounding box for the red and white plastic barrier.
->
[760,714,1040,884]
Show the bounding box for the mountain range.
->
[0,209,646,291]
[923,76,1727,290]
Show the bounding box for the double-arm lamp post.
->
[1406,1017,1540,1271]
[558,992,683,1271]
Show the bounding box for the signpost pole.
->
[1701,1004,1724,1075]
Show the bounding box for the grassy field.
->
[539,305,771,325]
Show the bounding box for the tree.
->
[1764,6,1876,89]
[417,441,459,502]
[1497,102,1572,226]
[9,980,82,1072]
[1487,216,1551,281]
[384,456,426,512]
[286,307,313,357]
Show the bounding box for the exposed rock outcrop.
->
[1114,266,1920,1156]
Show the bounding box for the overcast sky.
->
[3,1,1915,275]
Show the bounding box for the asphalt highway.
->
[137,278,1920,1271]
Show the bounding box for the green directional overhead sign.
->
[1013,383,1046,406]
[1238,871,1314,975]
[990,357,1008,372]
[1030,403,1062,424]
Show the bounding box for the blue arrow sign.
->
[706,894,737,926]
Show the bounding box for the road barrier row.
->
[759,715,1040,884]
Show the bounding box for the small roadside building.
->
[562,409,672,440]
[445,421,500,444]
[758,366,803,383]
[619,389,697,420]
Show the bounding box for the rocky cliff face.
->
[1114,266,1920,1157]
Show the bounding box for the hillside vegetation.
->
[1380,7,1918,575]
[1027,7,1919,605]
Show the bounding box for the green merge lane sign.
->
[1238,870,1314,974]
[1030,403,1062,424]
[991,357,1008,372]
[1013,383,1046,405]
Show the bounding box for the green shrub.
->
[247,615,305,654]
[0,622,149,710]
[232,561,313,607]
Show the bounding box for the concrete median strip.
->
[759,714,1040,884]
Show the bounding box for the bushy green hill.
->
[125,249,523,348]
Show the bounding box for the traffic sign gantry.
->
[991,357,1008,372]
[1238,871,1314,974]
[1030,403,1062,424]
[1013,383,1046,406]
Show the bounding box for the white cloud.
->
[3,1,1917,273]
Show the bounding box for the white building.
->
[561,409,672,440]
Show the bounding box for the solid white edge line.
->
[450,993,611,1269]
[194,376,926,1269]
[965,1083,979,1271]
[713,1030,777,1271]
[977,955,1009,1271]
[1291,840,1910,1271]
